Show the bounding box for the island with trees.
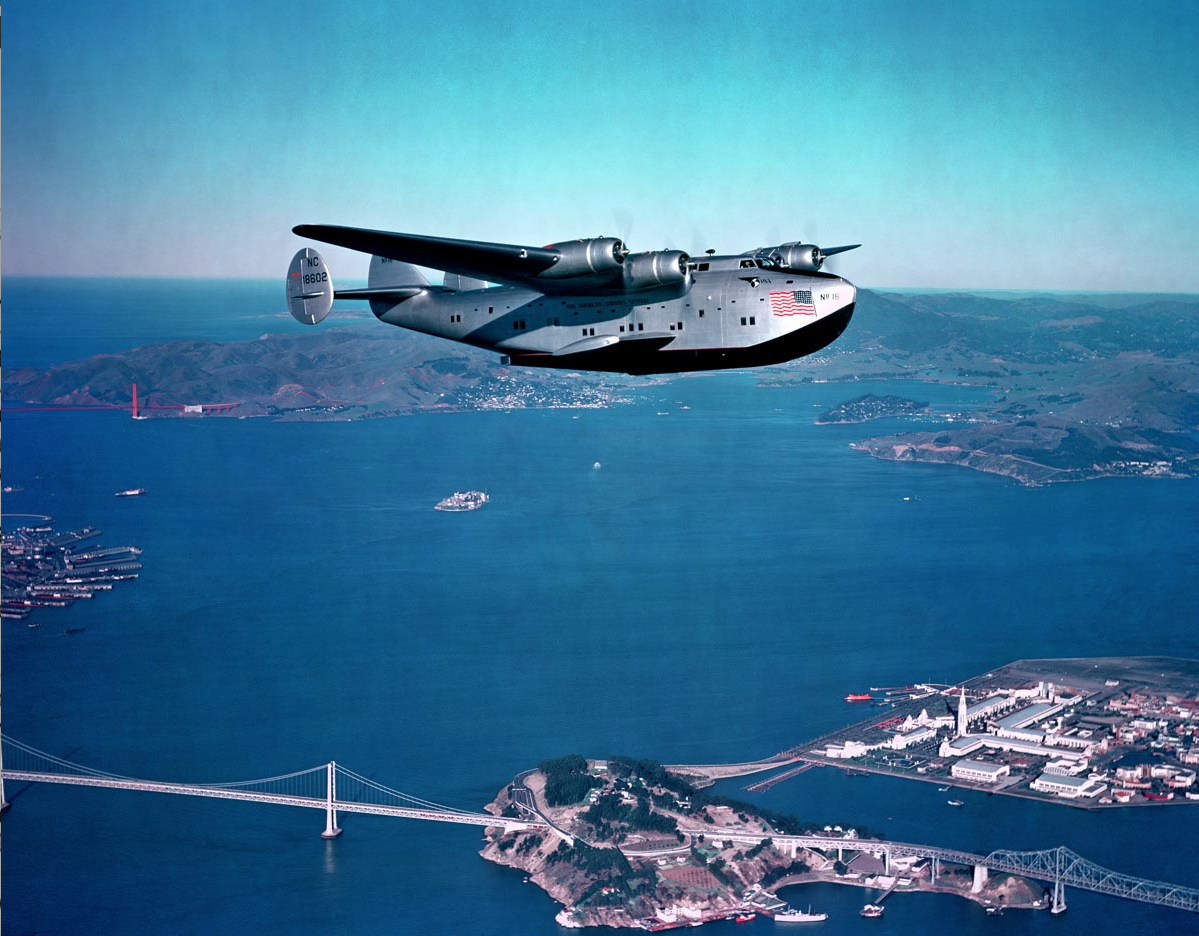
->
[480,755,1044,929]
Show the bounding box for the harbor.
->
[1,524,143,622]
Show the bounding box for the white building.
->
[951,760,1010,784]
[1031,774,1108,799]
[1043,758,1089,777]
[892,726,936,750]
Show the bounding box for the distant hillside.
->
[6,290,1198,483]
[777,290,1199,484]
[3,325,635,417]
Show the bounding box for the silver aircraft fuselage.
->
[287,226,858,375]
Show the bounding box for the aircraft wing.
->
[293,224,560,285]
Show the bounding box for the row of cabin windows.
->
[740,316,757,326]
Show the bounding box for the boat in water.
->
[948,799,964,807]
[434,491,489,512]
[735,912,756,922]
[774,905,827,923]
[844,693,872,702]
[114,488,147,497]
[859,903,884,918]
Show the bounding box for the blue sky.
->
[5,1,1199,290]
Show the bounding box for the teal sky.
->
[5,1,1199,290]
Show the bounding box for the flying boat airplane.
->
[286,225,858,375]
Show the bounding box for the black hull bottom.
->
[505,303,855,375]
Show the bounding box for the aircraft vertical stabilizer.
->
[443,272,487,292]
[368,254,429,289]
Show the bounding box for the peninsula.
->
[767,290,1199,484]
[785,657,1199,809]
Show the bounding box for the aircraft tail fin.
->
[286,248,334,324]
[368,254,429,290]
[443,272,487,292]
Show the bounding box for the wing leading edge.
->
[293,224,559,287]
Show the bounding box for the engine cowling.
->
[623,249,691,290]
[541,237,627,280]
[765,243,824,272]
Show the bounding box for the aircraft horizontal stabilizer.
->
[334,287,425,301]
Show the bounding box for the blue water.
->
[3,281,1198,935]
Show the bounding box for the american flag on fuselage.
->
[769,289,816,316]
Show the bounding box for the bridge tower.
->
[321,761,342,839]
[1051,846,1067,914]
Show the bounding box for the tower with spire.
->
[957,688,968,737]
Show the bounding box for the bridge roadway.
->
[677,829,1199,914]
[6,742,1197,916]
[2,770,544,834]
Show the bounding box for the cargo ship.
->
[434,491,489,512]
[844,693,873,702]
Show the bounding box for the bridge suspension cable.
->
[1,735,543,838]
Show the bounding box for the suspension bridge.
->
[0,736,544,840]
[4,737,1197,916]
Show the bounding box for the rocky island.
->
[480,755,1045,929]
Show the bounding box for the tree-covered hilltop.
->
[539,754,601,806]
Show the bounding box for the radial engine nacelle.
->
[756,241,861,273]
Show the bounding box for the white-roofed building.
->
[892,725,936,750]
[951,760,1010,784]
[1031,774,1108,799]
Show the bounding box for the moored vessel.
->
[774,905,827,923]
[859,903,884,918]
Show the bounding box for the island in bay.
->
[480,756,1044,929]
[479,657,1198,928]
[5,289,1197,484]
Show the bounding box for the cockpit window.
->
[739,259,755,268]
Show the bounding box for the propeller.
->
[813,243,861,269]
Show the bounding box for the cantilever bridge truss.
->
[4,736,1197,915]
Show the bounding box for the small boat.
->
[844,693,873,702]
[774,905,827,923]
[114,488,147,497]
[948,799,964,807]
[938,785,951,792]
[985,905,1004,916]
[735,912,756,922]
[859,903,884,918]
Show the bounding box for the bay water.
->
[3,279,1197,934]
